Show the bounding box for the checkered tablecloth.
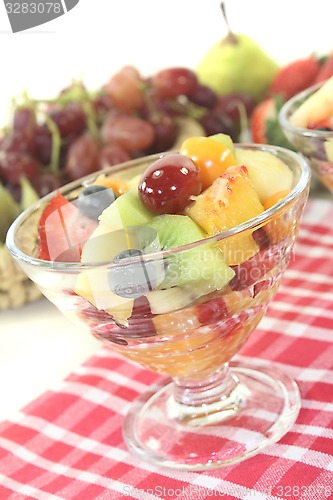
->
[1,198,333,500]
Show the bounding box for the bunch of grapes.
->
[0,66,255,202]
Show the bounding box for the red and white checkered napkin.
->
[1,198,333,500]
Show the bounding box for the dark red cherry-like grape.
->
[188,84,218,109]
[48,103,86,139]
[214,93,256,124]
[13,107,36,132]
[34,125,53,165]
[1,130,36,156]
[152,68,198,99]
[138,153,202,214]
[149,113,178,153]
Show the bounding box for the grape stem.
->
[44,114,61,175]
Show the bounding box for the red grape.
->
[106,66,144,112]
[65,135,100,181]
[101,115,155,153]
[0,152,40,183]
[93,93,114,119]
[100,144,131,168]
[13,107,36,132]
[188,84,218,109]
[152,68,198,99]
[48,103,86,139]
[34,125,53,165]
[149,113,177,153]
[0,130,36,156]
[200,111,238,141]
[215,93,256,124]
[138,153,201,214]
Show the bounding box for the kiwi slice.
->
[146,214,234,289]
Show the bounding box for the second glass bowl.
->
[279,81,333,194]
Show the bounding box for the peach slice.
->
[186,165,264,265]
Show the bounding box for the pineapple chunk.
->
[289,76,333,128]
[186,166,264,265]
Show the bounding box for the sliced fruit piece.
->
[235,148,293,204]
[186,166,264,265]
[229,243,284,291]
[37,191,98,262]
[75,268,133,326]
[93,175,129,196]
[180,136,236,190]
[289,75,333,128]
[263,190,291,210]
[99,188,154,230]
[146,279,226,314]
[210,133,235,154]
[147,214,234,289]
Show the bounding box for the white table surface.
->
[1,0,333,423]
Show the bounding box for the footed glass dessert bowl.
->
[7,143,310,470]
[279,79,333,194]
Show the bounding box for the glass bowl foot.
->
[123,358,301,470]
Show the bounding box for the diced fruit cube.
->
[235,149,293,205]
[180,136,236,190]
[186,165,264,265]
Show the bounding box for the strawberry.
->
[307,117,333,130]
[250,97,296,150]
[314,53,333,83]
[38,191,97,262]
[268,56,321,100]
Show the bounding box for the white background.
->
[1,0,333,119]
[1,0,333,421]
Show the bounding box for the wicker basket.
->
[0,244,41,310]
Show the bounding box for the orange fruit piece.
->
[263,189,290,210]
[94,177,129,196]
[180,137,236,190]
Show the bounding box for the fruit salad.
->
[289,76,333,131]
[34,134,296,380]
[280,75,333,193]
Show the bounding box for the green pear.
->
[197,34,279,103]
[197,4,279,102]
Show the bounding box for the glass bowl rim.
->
[6,143,311,271]
[279,79,333,139]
